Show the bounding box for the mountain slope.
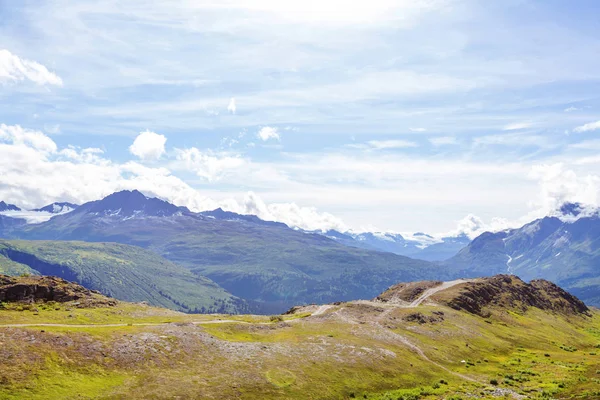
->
[0,239,245,313]
[444,205,600,306]
[13,190,446,313]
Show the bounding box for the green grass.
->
[1,302,599,399]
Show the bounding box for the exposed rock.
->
[402,312,444,324]
[437,275,590,317]
[0,275,117,307]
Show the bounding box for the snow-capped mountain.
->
[318,229,471,261]
[76,189,188,218]
[444,202,600,306]
[0,200,78,225]
[32,202,79,214]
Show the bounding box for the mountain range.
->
[0,190,446,313]
[444,202,600,306]
[1,191,600,311]
[317,229,471,261]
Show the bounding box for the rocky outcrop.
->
[439,275,590,317]
[0,275,117,307]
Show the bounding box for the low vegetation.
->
[0,275,598,399]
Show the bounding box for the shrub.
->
[269,315,284,323]
[490,379,498,386]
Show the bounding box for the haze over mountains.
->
[1,190,600,313]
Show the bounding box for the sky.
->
[1,0,600,237]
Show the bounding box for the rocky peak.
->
[80,190,186,218]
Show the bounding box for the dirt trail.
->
[408,279,469,307]
[312,304,334,316]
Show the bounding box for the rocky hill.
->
[0,274,117,307]
[377,275,591,317]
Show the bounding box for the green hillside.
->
[0,240,245,313]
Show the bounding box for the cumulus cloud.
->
[428,136,457,146]
[59,146,107,164]
[0,49,63,86]
[173,148,245,182]
[528,163,600,214]
[574,120,600,133]
[446,214,512,239]
[257,126,280,141]
[227,97,236,114]
[0,124,57,154]
[238,192,347,232]
[129,130,167,160]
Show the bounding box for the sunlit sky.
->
[1,0,600,236]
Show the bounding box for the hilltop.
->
[377,275,590,317]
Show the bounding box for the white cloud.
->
[173,148,245,182]
[240,192,347,232]
[569,139,600,151]
[409,127,427,132]
[445,214,512,239]
[0,49,63,86]
[574,120,600,133]
[257,126,280,141]
[528,163,600,214]
[59,146,107,164]
[350,140,418,150]
[503,122,532,131]
[564,106,579,112]
[129,130,167,160]
[227,97,236,114]
[429,136,458,146]
[0,124,57,154]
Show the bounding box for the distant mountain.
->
[32,202,79,214]
[0,201,20,212]
[0,239,245,313]
[9,190,445,313]
[199,207,287,228]
[444,203,600,306]
[77,189,188,218]
[319,229,470,261]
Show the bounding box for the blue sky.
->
[1,0,600,236]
